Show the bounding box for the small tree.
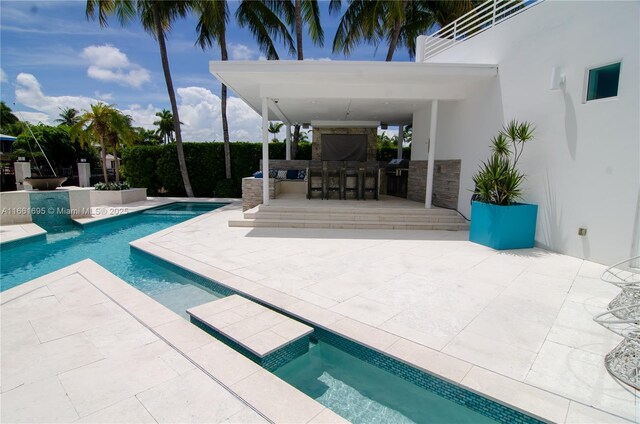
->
[153,109,175,144]
[268,122,284,142]
[472,120,535,206]
[55,108,80,127]
[71,103,112,183]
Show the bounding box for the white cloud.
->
[15,73,98,119]
[0,68,7,83]
[94,91,114,101]
[229,43,256,61]
[13,73,263,142]
[177,86,262,141]
[81,44,130,68]
[14,111,51,125]
[81,44,150,88]
[121,104,159,129]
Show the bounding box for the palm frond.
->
[302,0,324,46]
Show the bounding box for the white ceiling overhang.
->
[209,60,497,125]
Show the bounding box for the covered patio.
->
[209,60,497,211]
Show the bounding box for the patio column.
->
[285,124,292,160]
[262,97,270,206]
[397,125,404,159]
[425,100,438,209]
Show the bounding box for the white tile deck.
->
[187,295,313,357]
[129,204,637,423]
[1,198,638,423]
[0,222,46,244]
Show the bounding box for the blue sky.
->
[0,1,412,141]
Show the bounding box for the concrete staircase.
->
[228,204,469,231]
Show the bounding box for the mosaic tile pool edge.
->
[311,329,543,424]
[132,247,544,424]
[190,316,309,371]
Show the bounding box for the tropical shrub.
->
[472,120,535,206]
[94,181,131,191]
[121,140,410,197]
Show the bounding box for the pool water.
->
[0,203,228,316]
[275,341,498,424]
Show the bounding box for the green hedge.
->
[121,141,409,197]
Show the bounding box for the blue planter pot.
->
[469,201,538,250]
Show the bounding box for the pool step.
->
[187,295,313,370]
[229,204,469,231]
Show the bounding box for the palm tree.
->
[55,108,80,127]
[70,102,116,183]
[153,109,175,144]
[86,0,194,197]
[0,101,21,135]
[331,0,474,61]
[194,0,232,180]
[268,122,284,142]
[106,110,134,183]
[1,101,19,127]
[236,0,324,158]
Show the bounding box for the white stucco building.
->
[210,0,639,265]
[416,0,639,264]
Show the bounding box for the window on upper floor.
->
[586,62,621,101]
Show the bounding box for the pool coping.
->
[128,217,635,424]
[0,222,47,246]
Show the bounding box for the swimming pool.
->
[1,202,540,423]
[277,340,496,424]
[0,202,228,316]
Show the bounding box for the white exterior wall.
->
[411,105,432,160]
[425,0,640,264]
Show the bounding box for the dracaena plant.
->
[472,120,535,206]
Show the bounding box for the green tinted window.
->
[586,62,621,101]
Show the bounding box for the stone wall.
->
[260,160,309,171]
[312,127,377,161]
[407,160,461,209]
[241,177,275,211]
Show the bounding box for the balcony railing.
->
[418,0,543,61]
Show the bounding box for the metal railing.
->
[419,0,543,61]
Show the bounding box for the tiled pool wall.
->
[28,191,73,231]
[132,248,543,424]
[190,316,310,371]
[0,233,47,250]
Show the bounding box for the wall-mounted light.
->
[80,158,87,163]
[380,123,388,130]
[549,66,566,90]
[18,156,26,162]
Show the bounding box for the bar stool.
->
[362,162,379,200]
[307,160,323,199]
[343,161,360,200]
[324,161,342,199]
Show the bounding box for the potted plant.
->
[469,120,538,250]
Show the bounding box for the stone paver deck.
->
[0,222,46,244]
[131,202,638,423]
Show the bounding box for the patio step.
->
[187,295,313,371]
[229,204,469,231]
